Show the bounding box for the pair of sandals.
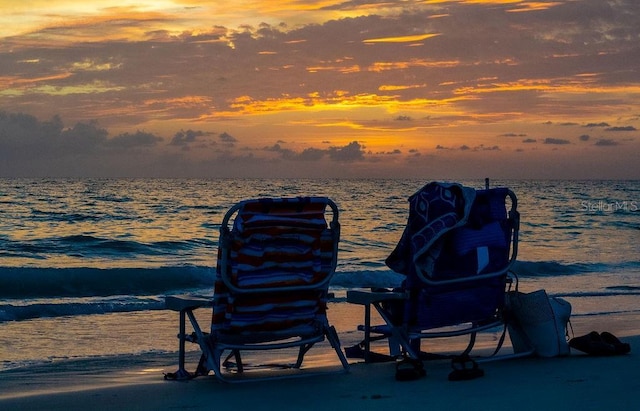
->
[395,357,426,381]
[569,331,631,356]
[448,354,484,381]
[394,354,484,382]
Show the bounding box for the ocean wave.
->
[3,276,637,323]
[1,262,637,322]
[31,210,107,223]
[2,259,637,300]
[0,236,215,260]
[332,269,404,289]
[511,260,613,277]
[554,289,640,298]
[0,266,215,298]
[0,265,402,299]
[0,296,166,322]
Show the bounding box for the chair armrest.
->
[165,294,213,311]
[346,289,407,306]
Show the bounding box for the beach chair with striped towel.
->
[347,181,531,376]
[165,197,349,382]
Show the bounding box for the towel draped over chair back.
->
[385,182,517,329]
[213,197,337,337]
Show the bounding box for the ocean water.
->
[1,178,639,372]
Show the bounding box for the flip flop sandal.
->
[569,331,616,356]
[448,355,484,381]
[395,357,426,381]
[600,332,631,355]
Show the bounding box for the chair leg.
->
[208,347,224,381]
[166,309,195,380]
[393,327,421,360]
[363,304,372,362]
[222,350,243,372]
[234,350,244,373]
[326,325,350,371]
[387,334,402,357]
[195,353,209,376]
[462,332,477,356]
[294,343,314,368]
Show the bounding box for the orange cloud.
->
[507,2,563,13]
[378,84,427,91]
[363,33,441,43]
[369,59,460,72]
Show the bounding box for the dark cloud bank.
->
[0,111,372,178]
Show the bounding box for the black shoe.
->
[600,332,631,355]
[569,331,616,356]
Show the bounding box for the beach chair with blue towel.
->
[165,196,349,382]
[347,181,528,378]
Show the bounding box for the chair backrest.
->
[428,187,516,281]
[212,197,340,338]
[386,182,519,329]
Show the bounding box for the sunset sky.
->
[1,0,638,179]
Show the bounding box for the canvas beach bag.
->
[506,289,571,357]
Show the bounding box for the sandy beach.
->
[0,340,637,411]
[1,308,637,411]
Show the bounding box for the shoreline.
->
[1,307,637,410]
[1,336,637,411]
